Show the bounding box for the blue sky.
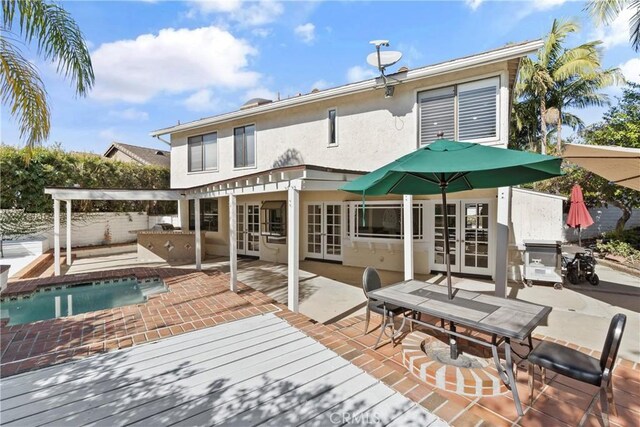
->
[1,0,638,153]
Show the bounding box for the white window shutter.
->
[458,79,498,140]
[419,86,455,145]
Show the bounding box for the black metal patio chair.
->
[527,313,627,427]
[362,267,414,348]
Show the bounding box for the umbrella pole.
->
[440,182,458,360]
[578,226,581,248]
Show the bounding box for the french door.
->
[306,203,343,261]
[431,200,492,275]
[237,204,260,256]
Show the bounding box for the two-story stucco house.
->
[150,40,564,308]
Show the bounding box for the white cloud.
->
[294,23,315,44]
[620,57,640,84]
[244,87,277,101]
[251,28,272,38]
[533,0,567,11]
[465,0,483,11]
[91,26,259,103]
[593,7,634,49]
[99,128,123,142]
[346,65,377,83]
[310,79,331,90]
[188,0,283,26]
[108,108,149,121]
[184,89,218,112]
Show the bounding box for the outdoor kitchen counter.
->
[134,231,205,263]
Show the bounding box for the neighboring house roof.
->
[104,142,171,168]
[150,39,543,138]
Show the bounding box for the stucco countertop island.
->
[132,230,205,263]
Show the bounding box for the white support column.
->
[176,199,183,229]
[229,194,238,292]
[66,200,72,266]
[403,194,414,281]
[495,186,511,297]
[53,199,61,276]
[287,187,300,312]
[194,198,202,270]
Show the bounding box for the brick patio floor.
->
[1,268,639,426]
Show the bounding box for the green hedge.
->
[0,145,176,214]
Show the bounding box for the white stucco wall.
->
[508,188,566,282]
[170,63,511,189]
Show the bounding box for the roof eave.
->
[150,39,543,137]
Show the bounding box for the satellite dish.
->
[366,39,403,98]
[367,51,403,69]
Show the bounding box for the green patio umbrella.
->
[341,139,563,299]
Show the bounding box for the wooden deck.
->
[0,313,444,426]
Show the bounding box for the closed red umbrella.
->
[566,184,594,247]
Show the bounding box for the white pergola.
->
[46,166,513,310]
[45,166,364,312]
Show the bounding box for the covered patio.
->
[45,165,364,313]
[45,165,516,315]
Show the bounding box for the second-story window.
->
[328,109,337,146]
[188,132,217,172]
[234,124,256,168]
[418,77,499,145]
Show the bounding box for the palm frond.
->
[0,36,50,150]
[631,0,640,51]
[561,111,585,131]
[585,0,627,25]
[2,0,94,96]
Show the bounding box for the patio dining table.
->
[368,279,552,416]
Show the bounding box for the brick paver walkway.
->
[1,268,638,426]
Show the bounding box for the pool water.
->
[0,277,167,326]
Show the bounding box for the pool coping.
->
[0,268,280,377]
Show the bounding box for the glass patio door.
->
[306,203,343,261]
[462,202,490,275]
[237,203,260,256]
[432,200,492,275]
[432,203,459,272]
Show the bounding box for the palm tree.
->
[513,19,623,154]
[586,0,640,52]
[1,0,94,152]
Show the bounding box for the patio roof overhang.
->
[44,188,185,201]
[44,165,366,201]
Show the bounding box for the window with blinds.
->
[419,86,455,145]
[418,77,499,145]
[234,124,256,168]
[188,132,217,172]
[458,81,497,140]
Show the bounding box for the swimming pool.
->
[0,277,168,326]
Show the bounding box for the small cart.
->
[523,240,564,289]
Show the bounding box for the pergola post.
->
[495,186,511,297]
[229,194,238,292]
[287,187,300,312]
[194,198,201,270]
[66,200,72,266]
[53,199,61,276]
[403,194,414,280]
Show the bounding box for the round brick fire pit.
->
[401,331,509,397]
